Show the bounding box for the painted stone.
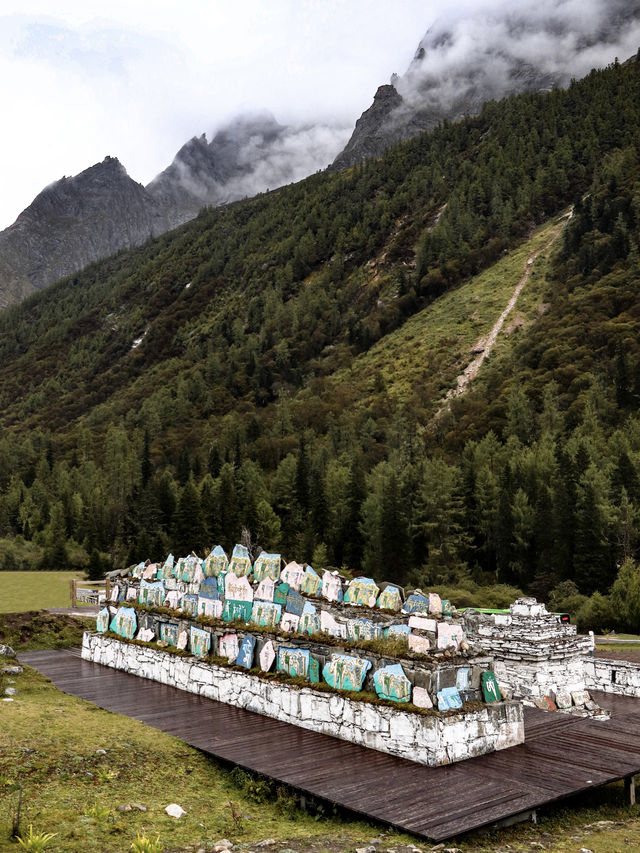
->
[177,630,188,650]
[300,566,322,596]
[109,584,120,603]
[229,544,252,577]
[117,585,127,602]
[164,578,178,591]
[437,686,463,711]
[179,555,201,582]
[280,612,300,633]
[181,594,198,617]
[142,563,158,580]
[456,667,470,690]
[164,590,180,610]
[299,602,320,635]
[481,671,502,703]
[277,647,310,679]
[441,599,454,617]
[219,633,239,662]
[96,607,110,633]
[203,545,228,577]
[309,655,322,684]
[222,599,253,623]
[376,584,403,612]
[408,633,431,654]
[285,589,305,617]
[252,552,281,582]
[343,577,379,608]
[136,627,155,642]
[198,597,222,619]
[322,654,371,691]
[412,686,433,709]
[281,561,305,591]
[571,690,589,706]
[402,593,430,615]
[274,582,290,606]
[190,626,211,658]
[259,640,276,672]
[139,579,165,607]
[199,576,220,600]
[250,600,282,628]
[321,571,343,603]
[385,624,411,639]
[109,607,137,639]
[255,577,276,602]
[373,663,412,703]
[159,553,175,579]
[225,573,254,603]
[408,615,436,632]
[428,593,443,615]
[320,610,347,639]
[346,618,382,642]
[126,586,138,601]
[235,634,256,669]
[159,622,179,646]
[437,622,463,650]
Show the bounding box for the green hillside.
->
[1,58,640,627]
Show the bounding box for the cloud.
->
[398,0,640,114]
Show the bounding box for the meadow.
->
[0,571,84,613]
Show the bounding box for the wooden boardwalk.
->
[19,648,640,841]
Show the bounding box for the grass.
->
[3,668,640,853]
[0,572,85,613]
[0,612,91,652]
[313,217,564,418]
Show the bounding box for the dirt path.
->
[444,212,572,403]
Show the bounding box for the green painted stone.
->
[482,670,502,703]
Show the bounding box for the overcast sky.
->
[0,0,436,229]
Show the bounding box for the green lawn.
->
[0,571,85,613]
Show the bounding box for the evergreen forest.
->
[2,57,640,629]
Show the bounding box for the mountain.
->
[0,114,348,309]
[332,0,640,169]
[0,157,160,310]
[0,56,639,607]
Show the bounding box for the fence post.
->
[70,578,77,607]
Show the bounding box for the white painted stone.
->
[408,634,431,653]
[408,616,436,632]
[412,686,433,709]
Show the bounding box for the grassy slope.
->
[303,215,563,421]
[0,571,84,613]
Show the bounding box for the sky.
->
[0,0,433,229]
[1,1,637,231]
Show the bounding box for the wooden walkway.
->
[19,648,640,842]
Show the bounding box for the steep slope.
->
[333,0,640,169]
[0,157,160,309]
[0,60,639,596]
[0,115,347,309]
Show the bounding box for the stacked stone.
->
[82,632,524,767]
[463,597,595,708]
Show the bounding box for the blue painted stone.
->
[235,634,257,669]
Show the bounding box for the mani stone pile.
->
[96,543,504,712]
[463,598,604,717]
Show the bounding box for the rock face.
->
[0,113,347,308]
[332,1,640,169]
[0,157,160,309]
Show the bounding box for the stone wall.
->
[82,632,524,766]
[585,656,640,698]
[463,598,594,699]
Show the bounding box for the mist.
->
[398,0,640,115]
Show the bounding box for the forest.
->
[1,57,640,630]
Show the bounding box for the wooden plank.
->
[19,648,640,843]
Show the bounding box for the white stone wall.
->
[585,656,640,697]
[82,632,523,766]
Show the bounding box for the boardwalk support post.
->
[625,775,636,806]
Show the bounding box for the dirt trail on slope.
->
[443,211,572,404]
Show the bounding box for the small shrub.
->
[131,834,163,853]
[15,825,57,852]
